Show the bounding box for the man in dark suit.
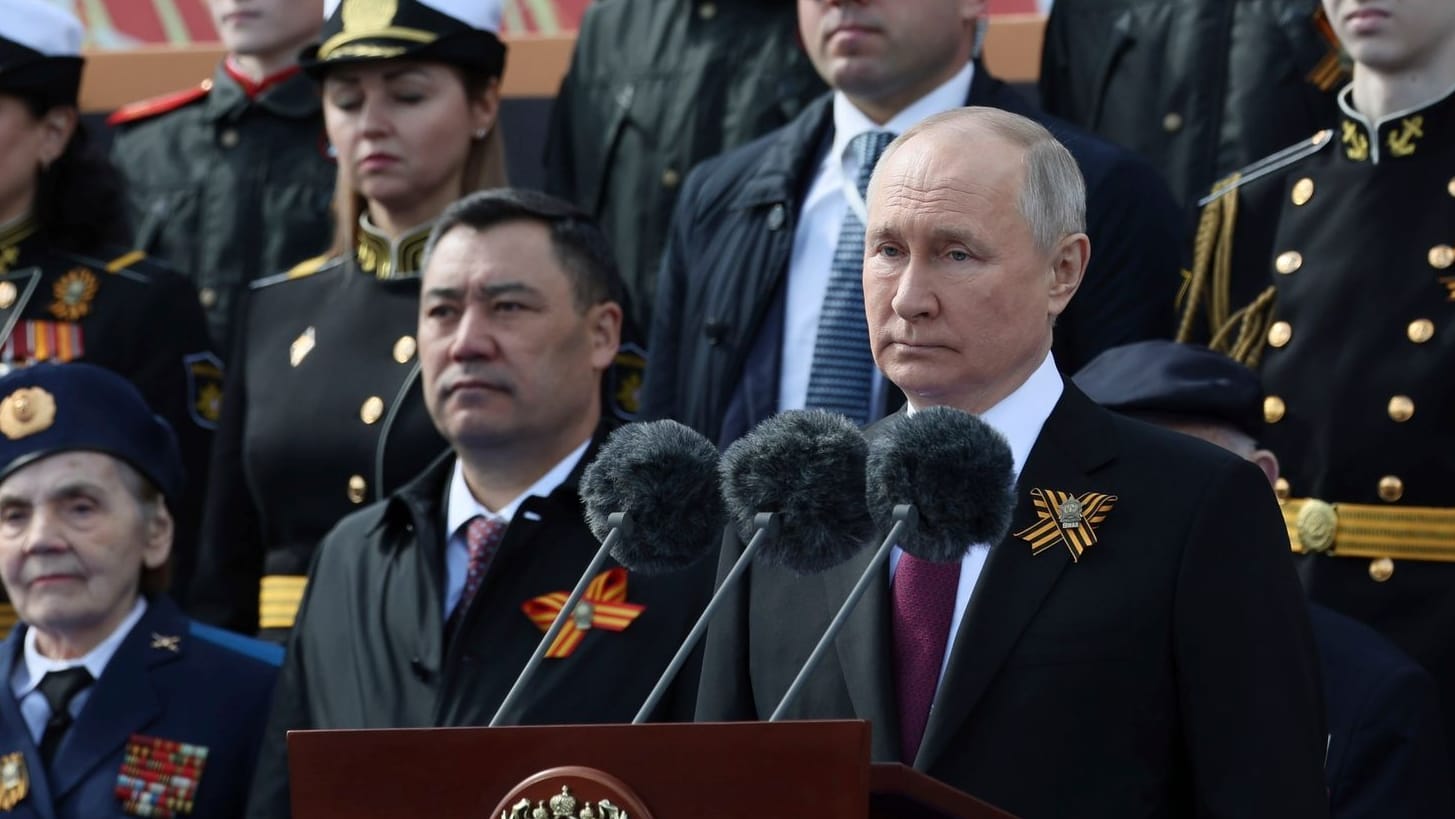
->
[1075,340,1454,817]
[0,362,279,818]
[642,0,1184,449]
[695,108,1328,817]
[247,190,713,818]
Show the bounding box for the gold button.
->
[1275,251,1303,275]
[1368,557,1394,583]
[1429,245,1454,270]
[698,2,716,19]
[198,287,217,309]
[1448,177,1455,198]
[1408,318,1435,344]
[1162,112,1183,133]
[360,396,384,425]
[1273,477,1290,500]
[1378,475,1404,502]
[1267,321,1292,348]
[393,335,416,364]
[1388,395,1414,422]
[1263,395,1286,423]
[661,168,681,188]
[1290,178,1315,206]
[0,281,15,309]
[347,474,367,504]
[219,128,239,149]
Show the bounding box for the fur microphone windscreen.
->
[579,420,724,575]
[719,409,876,574]
[866,407,1016,563]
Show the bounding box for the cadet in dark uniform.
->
[192,0,509,637]
[0,2,217,613]
[108,0,334,351]
[1179,0,1455,779]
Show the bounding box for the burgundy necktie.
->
[891,552,961,764]
[458,515,507,614]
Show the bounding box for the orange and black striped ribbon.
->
[1013,489,1117,562]
[521,567,645,659]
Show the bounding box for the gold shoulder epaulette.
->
[1198,130,1334,206]
[251,255,338,290]
[104,250,147,273]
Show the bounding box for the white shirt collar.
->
[445,438,593,536]
[15,597,148,697]
[830,60,974,168]
[906,350,1063,480]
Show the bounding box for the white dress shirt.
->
[778,61,976,416]
[888,351,1064,682]
[442,439,592,617]
[11,596,148,743]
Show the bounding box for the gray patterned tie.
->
[804,130,896,424]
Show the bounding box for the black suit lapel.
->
[49,601,185,800]
[914,387,1119,769]
[819,542,899,761]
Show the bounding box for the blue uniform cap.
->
[1073,340,1263,440]
[0,362,184,501]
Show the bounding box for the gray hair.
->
[875,107,1086,253]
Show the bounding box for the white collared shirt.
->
[779,61,976,417]
[10,597,148,744]
[442,439,592,617]
[888,351,1064,682]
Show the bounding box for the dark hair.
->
[11,93,129,252]
[424,188,623,309]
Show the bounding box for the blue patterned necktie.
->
[804,130,896,424]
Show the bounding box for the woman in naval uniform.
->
[194,0,507,637]
[0,0,217,611]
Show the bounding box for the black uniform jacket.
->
[192,249,446,635]
[1185,84,1455,770]
[695,386,1329,817]
[246,442,716,819]
[1038,0,1341,204]
[643,64,1185,447]
[0,220,217,606]
[0,596,279,819]
[543,0,825,332]
[109,63,335,349]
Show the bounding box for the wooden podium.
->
[288,720,1016,818]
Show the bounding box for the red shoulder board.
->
[106,79,212,127]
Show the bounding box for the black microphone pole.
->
[633,512,781,723]
[769,504,917,721]
[489,512,633,727]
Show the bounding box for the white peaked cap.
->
[1,0,84,57]
[322,0,503,35]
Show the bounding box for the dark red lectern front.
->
[287,720,1016,818]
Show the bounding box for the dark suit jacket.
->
[696,385,1328,817]
[643,64,1184,448]
[1313,605,1454,817]
[0,596,279,819]
[247,441,717,818]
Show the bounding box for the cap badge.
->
[0,752,28,810]
[342,0,398,32]
[0,387,56,440]
[1015,488,1118,562]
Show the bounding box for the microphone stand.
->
[769,504,917,721]
[633,512,781,724]
[490,512,634,727]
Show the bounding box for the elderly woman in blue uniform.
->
[0,362,278,819]
[0,0,218,612]
[193,0,508,637]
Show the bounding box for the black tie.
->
[37,667,93,765]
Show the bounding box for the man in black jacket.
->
[246,190,713,818]
[642,0,1185,448]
